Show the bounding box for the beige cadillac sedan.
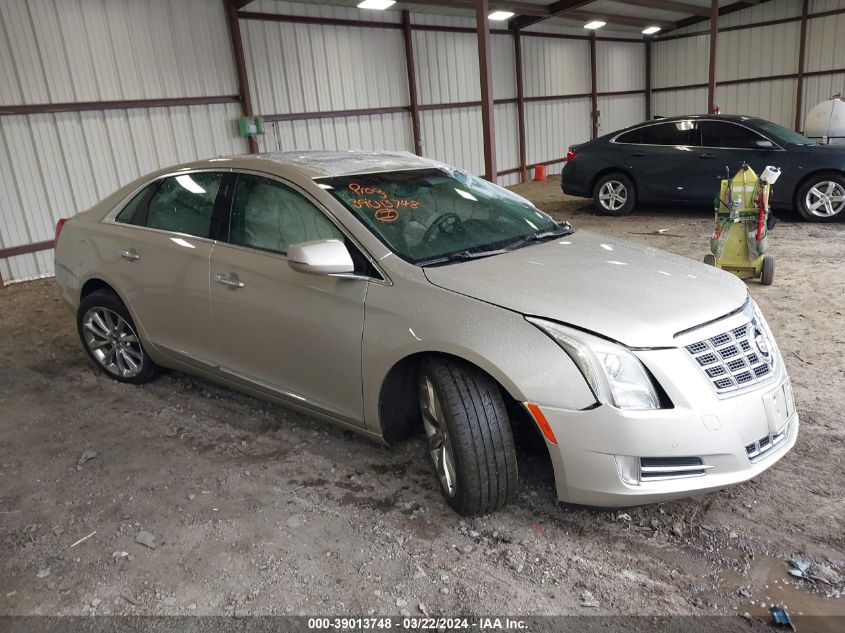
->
[54,151,798,515]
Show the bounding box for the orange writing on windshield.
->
[348,183,419,218]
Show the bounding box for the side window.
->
[115,185,153,225]
[145,172,223,239]
[700,121,766,149]
[639,121,700,146]
[228,174,344,256]
[615,128,641,144]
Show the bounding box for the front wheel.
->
[796,172,845,222]
[592,173,636,216]
[418,357,518,516]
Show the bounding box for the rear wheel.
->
[77,289,159,384]
[418,357,517,516]
[593,173,636,216]
[796,172,845,222]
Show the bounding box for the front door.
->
[688,121,783,201]
[209,173,368,425]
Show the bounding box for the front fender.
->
[361,279,596,436]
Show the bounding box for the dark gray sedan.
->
[561,114,845,222]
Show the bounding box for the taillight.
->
[566,150,577,162]
[55,218,67,244]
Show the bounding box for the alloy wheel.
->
[599,180,628,212]
[805,181,845,218]
[419,374,457,497]
[82,307,144,378]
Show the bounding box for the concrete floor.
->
[0,184,843,627]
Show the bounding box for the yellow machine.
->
[705,164,778,285]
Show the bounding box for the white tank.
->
[804,97,845,145]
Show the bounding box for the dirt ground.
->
[1,182,843,627]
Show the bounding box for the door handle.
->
[120,248,140,262]
[697,153,715,159]
[215,273,245,289]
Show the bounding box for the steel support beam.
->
[402,10,423,155]
[476,0,497,181]
[628,0,711,17]
[707,0,718,114]
[226,0,258,153]
[509,1,593,31]
[513,30,527,182]
[794,0,809,131]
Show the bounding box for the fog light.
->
[614,455,640,486]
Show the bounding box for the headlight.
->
[527,317,662,410]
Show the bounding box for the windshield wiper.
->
[417,247,508,267]
[502,222,574,251]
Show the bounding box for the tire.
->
[76,289,159,384]
[418,357,518,516]
[592,172,636,216]
[703,254,716,266]
[796,171,845,222]
[761,255,774,286]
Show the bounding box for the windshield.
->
[316,168,564,265]
[752,119,817,146]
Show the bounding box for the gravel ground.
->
[0,183,843,629]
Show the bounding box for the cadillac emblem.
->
[753,326,773,364]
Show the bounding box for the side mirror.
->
[287,239,354,275]
[755,139,775,149]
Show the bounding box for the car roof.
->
[157,150,438,180]
[638,114,762,125]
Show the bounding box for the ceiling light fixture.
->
[357,0,395,10]
[488,11,515,21]
[584,20,606,30]
[642,26,661,35]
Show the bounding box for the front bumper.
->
[537,347,798,507]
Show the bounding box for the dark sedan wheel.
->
[418,357,517,516]
[77,289,159,384]
[593,173,636,216]
[797,172,845,222]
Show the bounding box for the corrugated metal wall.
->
[651,0,845,129]
[0,0,246,283]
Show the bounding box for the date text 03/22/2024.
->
[306,617,528,630]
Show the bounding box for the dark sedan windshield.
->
[316,168,566,265]
[752,119,817,146]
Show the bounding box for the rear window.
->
[145,173,223,239]
[639,121,700,146]
[615,128,641,144]
[115,186,153,225]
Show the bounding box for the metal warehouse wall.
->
[651,0,845,129]
[0,0,246,283]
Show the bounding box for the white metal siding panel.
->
[652,34,708,89]
[597,94,646,135]
[717,22,800,82]
[495,102,519,177]
[420,107,484,176]
[717,0,801,28]
[265,112,413,154]
[716,78,797,128]
[414,30,480,105]
[493,34,517,100]
[524,98,591,175]
[242,19,408,115]
[522,36,591,97]
[805,12,845,74]
[652,87,708,118]
[596,41,645,93]
[0,0,237,105]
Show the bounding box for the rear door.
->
[209,172,369,425]
[104,171,226,368]
[616,120,702,202]
[690,121,784,199]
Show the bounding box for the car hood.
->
[423,230,748,348]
